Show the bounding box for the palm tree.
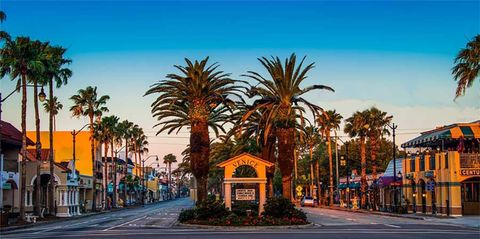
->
[70,86,109,211]
[42,45,72,214]
[0,11,9,41]
[163,153,177,200]
[364,107,391,210]
[117,120,133,204]
[452,35,480,98]
[0,37,45,219]
[145,57,243,202]
[43,97,63,131]
[92,118,110,209]
[301,125,322,199]
[29,40,49,215]
[317,110,342,206]
[242,54,334,200]
[344,111,369,209]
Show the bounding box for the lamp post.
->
[386,122,398,212]
[142,155,158,206]
[339,140,350,209]
[0,85,46,211]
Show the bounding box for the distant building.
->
[401,120,479,216]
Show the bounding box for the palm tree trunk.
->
[316,160,321,205]
[33,79,41,215]
[20,74,27,220]
[90,115,97,212]
[111,141,116,208]
[104,142,108,210]
[262,136,275,198]
[328,133,334,206]
[360,137,367,209]
[309,146,314,198]
[48,78,55,215]
[277,127,294,201]
[124,140,128,205]
[370,136,378,210]
[190,120,210,203]
[138,151,142,203]
[168,163,172,200]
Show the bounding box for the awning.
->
[401,121,480,148]
[338,182,361,189]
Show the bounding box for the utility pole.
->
[387,122,398,212]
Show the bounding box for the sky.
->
[1,0,479,167]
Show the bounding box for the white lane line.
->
[102,216,146,231]
[384,224,401,228]
[31,226,62,234]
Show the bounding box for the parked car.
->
[300,196,316,207]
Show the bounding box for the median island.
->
[178,197,308,226]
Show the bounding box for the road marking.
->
[102,216,146,231]
[384,224,401,228]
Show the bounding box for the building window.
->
[410,159,416,172]
[429,156,435,170]
[420,155,425,171]
[445,153,449,169]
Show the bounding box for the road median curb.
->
[174,221,315,230]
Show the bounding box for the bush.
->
[263,197,307,221]
[194,197,230,220]
[178,208,196,222]
[232,201,258,217]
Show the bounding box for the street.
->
[1,198,478,239]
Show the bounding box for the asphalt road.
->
[1,198,478,239]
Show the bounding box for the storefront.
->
[402,120,480,216]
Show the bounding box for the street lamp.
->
[0,84,46,210]
[142,155,158,206]
[385,122,398,213]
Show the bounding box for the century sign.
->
[460,169,480,176]
[236,189,255,200]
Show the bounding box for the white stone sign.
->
[235,189,255,200]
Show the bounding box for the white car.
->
[300,196,316,207]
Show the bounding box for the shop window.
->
[419,155,425,171]
[429,156,436,170]
[410,159,416,172]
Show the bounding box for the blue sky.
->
[1,0,479,160]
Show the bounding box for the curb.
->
[174,222,315,230]
[316,206,427,220]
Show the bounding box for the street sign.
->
[296,185,303,192]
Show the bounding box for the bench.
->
[25,213,38,223]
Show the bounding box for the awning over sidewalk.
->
[401,121,480,148]
[338,182,361,189]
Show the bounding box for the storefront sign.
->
[235,189,255,200]
[460,169,480,176]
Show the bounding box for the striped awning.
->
[401,121,480,148]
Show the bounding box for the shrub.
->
[178,208,196,222]
[263,197,307,221]
[195,197,230,220]
[232,201,258,217]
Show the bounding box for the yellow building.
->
[401,121,480,216]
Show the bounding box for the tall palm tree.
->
[0,37,45,219]
[452,35,480,98]
[317,110,342,206]
[70,86,109,211]
[43,97,63,131]
[117,120,133,204]
[344,111,369,209]
[243,54,334,200]
[364,107,391,210]
[108,116,121,208]
[29,40,49,215]
[301,125,322,198]
[92,118,110,209]
[43,45,72,214]
[163,153,177,200]
[145,57,243,202]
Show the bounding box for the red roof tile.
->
[1,120,34,146]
